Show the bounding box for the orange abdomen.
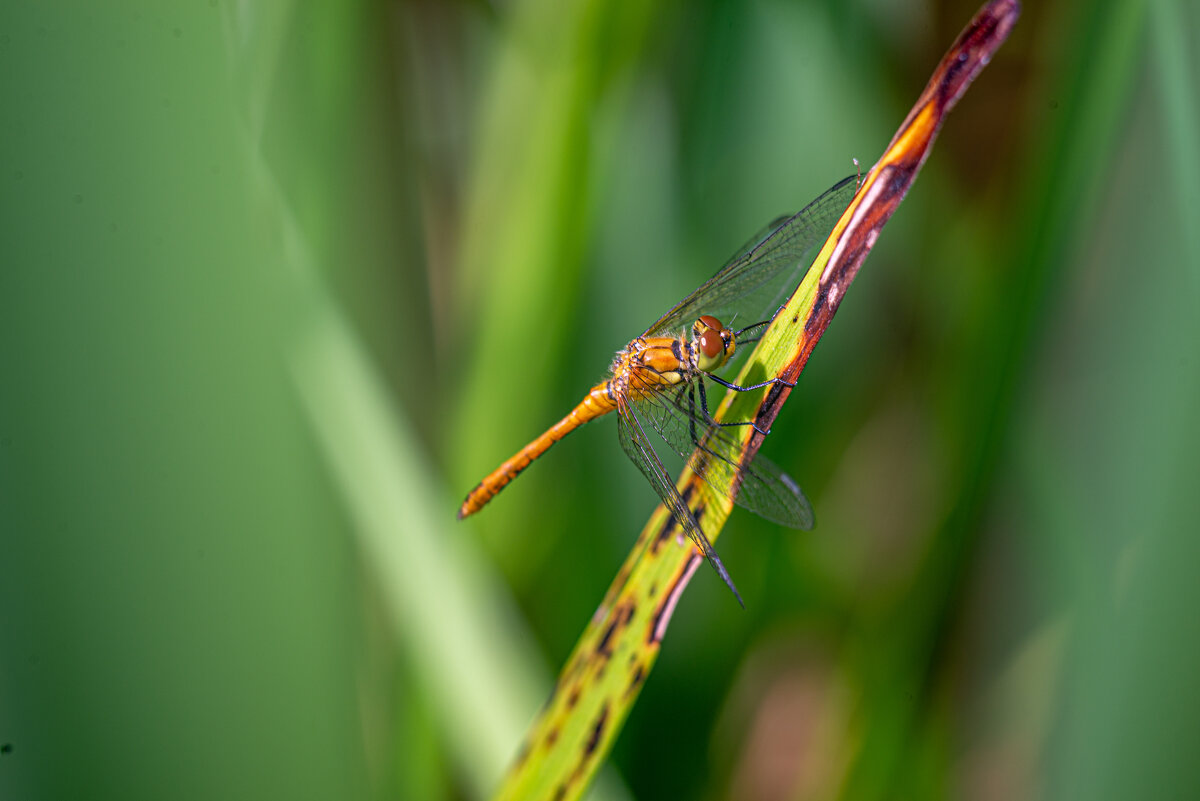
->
[457,383,618,519]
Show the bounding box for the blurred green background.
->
[2,1,1197,799]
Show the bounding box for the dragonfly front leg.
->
[706,373,796,393]
[698,375,776,437]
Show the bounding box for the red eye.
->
[698,315,722,331]
[699,328,724,359]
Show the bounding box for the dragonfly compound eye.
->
[699,327,725,360]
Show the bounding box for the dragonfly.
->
[458,175,858,605]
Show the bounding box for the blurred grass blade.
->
[289,270,632,801]
[217,5,605,795]
[491,2,1020,799]
[1149,0,1200,283]
[292,297,539,794]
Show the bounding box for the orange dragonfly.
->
[459,176,857,604]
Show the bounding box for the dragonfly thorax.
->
[693,315,735,373]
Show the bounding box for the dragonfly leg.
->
[689,383,748,471]
[690,381,751,446]
[707,373,796,393]
[700,378,796,434]
[699,376,773,436]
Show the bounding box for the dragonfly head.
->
[693,315,736,372]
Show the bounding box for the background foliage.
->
[1,1,1197,800]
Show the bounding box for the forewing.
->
[644,175,858,337]
[625,371,814,530]
[615,397,744,606]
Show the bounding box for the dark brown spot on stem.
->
[596,619,618,658]
[584,703,610,757]
[626,664,645,698]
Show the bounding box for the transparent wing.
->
[644,175,858,337]
[615,397,745,607]
[625,369,814,530]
